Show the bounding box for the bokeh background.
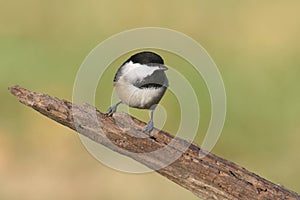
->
[1,0,300,199]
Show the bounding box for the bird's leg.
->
[144,107,155,133]
[106,101,122,116]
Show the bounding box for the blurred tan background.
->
[1,0,300,199]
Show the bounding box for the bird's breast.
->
[114,80,167,109]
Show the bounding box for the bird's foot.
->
[105,101,122,116]
[105,105,117,116]
[143,120,154,134]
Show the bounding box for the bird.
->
[106,51,169,133]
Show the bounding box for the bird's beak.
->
[159,65,168,71]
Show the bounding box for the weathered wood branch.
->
[8,85,299,200]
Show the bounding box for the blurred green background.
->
[1,0,300,199]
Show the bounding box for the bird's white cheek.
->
[122,62,159,83]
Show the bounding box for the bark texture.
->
[8,85,300,200]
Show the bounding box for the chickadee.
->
[106,51,169,132]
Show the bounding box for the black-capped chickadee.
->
[106,51,169,132]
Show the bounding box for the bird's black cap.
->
[114,51,165,82]
[124,51,164,65]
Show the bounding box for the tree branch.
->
[8,85,299,200]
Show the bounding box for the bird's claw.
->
[143,120,154,133]
[105,101,122,116]
[105,106,116,116]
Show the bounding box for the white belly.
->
[115,81,166,109]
